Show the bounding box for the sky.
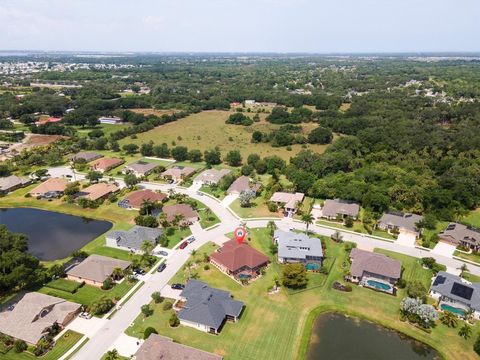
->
[0,0,478,53]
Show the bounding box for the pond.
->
[307,313,440,360]
[0,208,112,261]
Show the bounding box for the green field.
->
[0,331,83,360]
[462,208,480,228]
[126,228,479,360]
[119,110,331,160]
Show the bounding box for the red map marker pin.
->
[234,227,247,244]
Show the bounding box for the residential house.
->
[161,166,196,183]
[29,177,69,198]
[98,116,122,124]
[134,334,222,360]
[0,292,81,345]
[119,189,167,210]
[105,225,162,252]
[69,151,103,163]
[123,161,159,177]
[227,176,261,196]
[90,157,124,173]
[348,248,401,294]
[66,254,131,287]
[377,212,423,238]
[162,204,199,225]
[76,183,119,201]
[35,117,62,126]
[439,223,480,252]
[274,230,323,268]
[320,199,360,220]
[193,168,231,186]
[0,175,30,194]
[177,280,244,334]
[270,192,305,216]
[210,239,269,282]
[430,271,480,318]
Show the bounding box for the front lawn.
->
[199,185,226,200]
[454,250,480,265]
[0,331,83,360]
[38,278,136,308]
[230,197,281,219]
[316,219,397,240]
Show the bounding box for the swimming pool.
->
[440,303,466,316]
[366,279,392,292]
[306,263,320,270]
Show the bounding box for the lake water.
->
[0,208,112,261]
[307,313,440,360]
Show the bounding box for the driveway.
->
[396,230,416,247]
[160,285,182,300]
[66,317,108,338]
[432,241,457,257]
[109,333,143,358]
[221,194,238,207]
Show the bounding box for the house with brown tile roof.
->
[0,292,81,345]
[90,157,124,172]
[227,176,261,195]
[120,189,167,210]
[66,254,131,287]
[210,239,269,282]
[29,177,69,198]
[161,166,196,183]
[135,334,223,360]
[162,204,199,225]
[76,182,119,201]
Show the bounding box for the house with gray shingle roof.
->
[105,225,162,252]
[66,255,131,287]
[193,168,231,186]
[227,176,261,195]
[439,223,480,252]
[177,280,244,334]
[274,230,323,267]
[377,212,423,238]
[0,175,30,194]
[320,199,360,220]
[430,271,480,319]
[123,161,159,177]
[69,152,103,163]
[0,292,81,345]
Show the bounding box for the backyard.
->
[125,227,480,360]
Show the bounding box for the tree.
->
[188,149,203,162]
[140,141,154,156]
[124,173,139,189]
[122,143,139,154]
[301,213,314,233]
[13,340,27,353]
[141,240,155,256]
[171,146,189,161]
[459,323,472,339]
[247,153,260,165]
[344,216,354,228]
[440,311,458,328]
[141,304,153,317]
[86,170,103,184]
[169,313,180,327]
[307,127,333,144]
[151,291,164,304]
[239,189,256,207]
[267,220,277,236]
[331,231,343,242]
[251,131,263,143]
[204,148,222,165]
[226,113,253,126]
[102,277,113,290]
[135,215,159,228]
[475,334,480,355]
[144,327,158,339]
[89,297,114,315]
[33,168,48,180]
[111,267,123,280]
[105,349,120,360]
[225,150,242,166]
[282,263,308,289]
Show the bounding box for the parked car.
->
[133,268,145,275]
[79,312,92,319]
[171,283,185,290]
[155,250,169,257]
[179,241,188,249]
[187,236,196,244]
[157,263,167,272]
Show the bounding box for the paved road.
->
[44,165,479,359]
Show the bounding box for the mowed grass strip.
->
[119,110,331,160]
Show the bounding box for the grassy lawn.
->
[125,227,479,360]
[164,227,192,249]
[454,250,480,264]
[230,197,281,219]
[316,219,397,240]
[118,110,331,160]
[194,200,220,229]
[74,123,132,138]
[0,331,83,360]
[38,278,136,308]
[199,185,226,200]
[462,208,480,228]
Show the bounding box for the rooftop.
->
[76,182,119,201]
[70,152,103,162]
[274,229,323,260]
[349,248,401,280]
[90,157,124,171]
[106,225,162,250]
[431,271,480,311]
[124,161,159,175]
[0,175,29,192]
[440,223,480,246]
[66,254,131,283]
[378,212,423,233]
[322,199,360,218]
[227,176,261,194]
[162,204,198,223]
[123,189,167,209]
[161,166,196,178]
[270,192,305,209]
[210,239,269,272]
[195,168,231,184]
[29,177,68,195]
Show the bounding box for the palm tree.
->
[173,214,185,228]
[190,249,197,256]
[460,263,469,278]
[111,267,123,281]
[267,220,276,236]
[440,311,458,328]
[204,207,212,221]
[331,231,343,243]
[167,188,176,197]
[459,323,472,339]
[141,240,154,256]
[123,267,133,282]
[301,213,314,233]
[105,349,120,360]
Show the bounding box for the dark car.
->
[157,263,167,272]
[133,268,146,275]
[171,283,184,290]
[179,241,188,249]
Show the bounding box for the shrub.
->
[141,304,153,317]
[89,297,114,315]
[204,264,210,270]
[319,266,329,275]
[144,327,158,339]
[397,278,407,289]
[151,292,164,304]
[13,340,27,353]
[102,277,114,290]
[267,202,278,212]
[163,301,173,311]
[169,313,180,327]
[474,334,480,355]
[344,284,353,292]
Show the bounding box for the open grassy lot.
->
[74,123,132,138]
[230,196,281,219]
[38,278,136,307]
[126,227,480,360]
[462,208,480,228]
[164,227,192,249]
[119,110,331,160]
[0,331,83,360]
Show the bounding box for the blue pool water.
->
[306,263,320,270]
[366,280,392,291]
[440,304,466,316]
